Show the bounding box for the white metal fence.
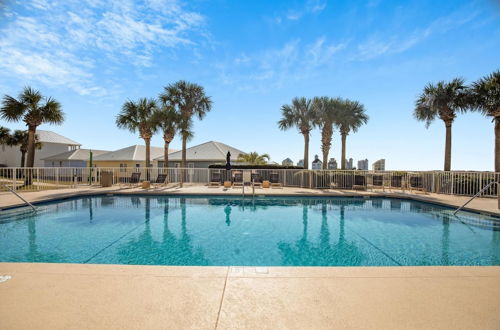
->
[0,167,498,197]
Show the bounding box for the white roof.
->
[154,141,245,161]
[93,145,176,162]
[41,149,109,161]
[36,130,81,146]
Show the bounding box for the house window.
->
[120,164,127,172]
[175,163,181,168]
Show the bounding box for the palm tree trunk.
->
[303,132,309,169]
[181,135,187,187]
[144,137,151,181]
[341,133,347,170]
[495,116,500,172]
[26,126,37,168]
[321,125,332,169]
[443,121,452,171]
[164,140,170,167]
[20,151,26,168]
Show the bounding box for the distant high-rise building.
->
[372,159,386,171]
[282,158,293,166]
[346,158,354,169]
[297,159,304,167]
[357,159,369,170]
[311,154,322,169]
[328,158,338,170]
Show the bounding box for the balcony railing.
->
[0,167,498,197]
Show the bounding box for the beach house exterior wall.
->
[0,130,80,167]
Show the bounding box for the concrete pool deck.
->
[1,184,499,216]
[1,186,499,329]
[0,263,499,329]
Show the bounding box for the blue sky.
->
[0,0,499,170]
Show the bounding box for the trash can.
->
[101,171,113,187]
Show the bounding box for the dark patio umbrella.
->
[225,151,231,170]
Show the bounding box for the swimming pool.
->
[0,195,498,266]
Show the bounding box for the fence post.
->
[12,168,16,191]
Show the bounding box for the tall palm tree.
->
[336,99,369,170]
[7,130,42,167]
[278,97,316,169]
[313,96,342,169]
[152,103,181,167]
[414,78,468,171]
[116,98,158,171]
[1,87,63,167]
[237,152,270,165]
[470,70,500,171]
[160,81,212,186]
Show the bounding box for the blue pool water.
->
[0,195,499,266]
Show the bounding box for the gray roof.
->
[36,130,81,146]
[155,141,245,162]
[41,149,110,161]
[93,145,175,161]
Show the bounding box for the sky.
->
[0,0,499,170]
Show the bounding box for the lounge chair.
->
[353,175,366,190]
[368,174,384,191]
[409,174,425,193]
[152,173,168,189]
[232,172,243,188]
[270,173,283,189]
[209,171,222,187]
[123,172,141,188]
[251,173,262,188]
[390,175,404,191]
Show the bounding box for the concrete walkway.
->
[0,263,498,329]
[1,184,499,216]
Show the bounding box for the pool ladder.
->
[241,180,256,198]
[453,181,497,215]
[1,183,37,212]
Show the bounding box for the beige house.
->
[154,141,245,168]
[90,145,176,169]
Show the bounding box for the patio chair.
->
[232,172,243,188]
[409,174,425,193]
[251,173,262,188]
[353,175,367,190]
[390,175,403,191]
[209,171,222,187]
[270,173,283,189]
[123,172,141,188]
[152,173,168,189]
[368,174,384,191]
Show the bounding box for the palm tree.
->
[336,99,369,170]
[116,98,158,171]
[0,126,10,145]
[7,130,42,167]
[278,97,316,169]
[470,70,500,171]
[414,78,468,171]
[152,103,181,167]
[160,81,212,186]
[1,87,63,167]
[313,97,342,169]
[237,152,270,165]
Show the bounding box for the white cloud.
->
[355,7,479,61]
[0,0,206,95]
[218,37,345,91]
[278,0,327,22]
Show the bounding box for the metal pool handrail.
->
[0,183,37,212]
[453,181,498,215]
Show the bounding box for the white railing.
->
[0,167,498,197]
